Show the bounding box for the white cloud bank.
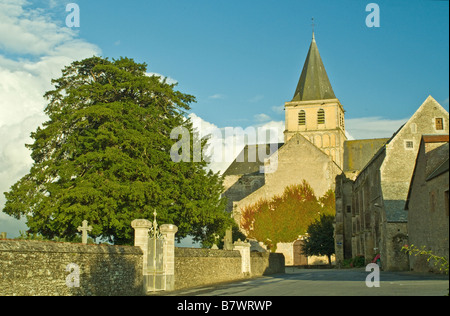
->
[345,116,408,140]
[0,0,101,237]
[188,113,408,176]
[189,113,285,174]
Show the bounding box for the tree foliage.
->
[402,244,449,274]
[2,56,232,245]
[240,180,335,251]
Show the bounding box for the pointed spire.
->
[292,34,336,102]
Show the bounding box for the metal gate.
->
[146,211,166,292]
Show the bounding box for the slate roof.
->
[292,33,336,101]
[222,143,284,176]
[426,157,449,181]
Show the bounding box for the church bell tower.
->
[284,33,346,169]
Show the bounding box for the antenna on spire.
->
[311,17,315,41]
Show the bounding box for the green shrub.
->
[342,255,366,268]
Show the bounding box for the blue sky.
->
[0,0,448,237]
[21,0,450,125]
[77,0,449,124]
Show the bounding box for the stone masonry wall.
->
[0,240,143,296]
[174,248,242,290]
[174,248,285,290]
[250,252,285,276]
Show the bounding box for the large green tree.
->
[2,56,232,245]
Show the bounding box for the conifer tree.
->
[2,56,232,245]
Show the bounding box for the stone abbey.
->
[223,33,449,269]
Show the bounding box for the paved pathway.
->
[168,268,449,296]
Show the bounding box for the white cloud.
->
[188,113,236,173]
[0,0,101,237]
[345,116,408,140]
[254,113,271,122]
[190,113,408,174]
[271,105,284,114]
[0,0,75,56]
[208,93,225,100]
[146,72,178,85]
[249,94,264,103]
[188,113,285,174]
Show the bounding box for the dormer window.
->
[317,109,325,124]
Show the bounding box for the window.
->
[405,140,414,149]
[298,110,306,125]
[317,109,325,124]
[435,118,444,130]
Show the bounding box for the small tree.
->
[302,213,335,265]
[240,181,335,252]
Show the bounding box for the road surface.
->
[166,267,449,296]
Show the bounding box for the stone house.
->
[335,96,449,270]
[405,135,449,272]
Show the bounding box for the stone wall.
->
[174,248,285,290]
[1,239,285,295]
[0,240,143,296]
[174,248,242,290]
[250,252,285,275]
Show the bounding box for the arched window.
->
[317,109,325,124]
[298,110,306,125]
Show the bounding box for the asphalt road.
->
[168,267,449,296]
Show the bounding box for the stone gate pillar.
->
[160,224,178,291]
[131,219,152,275]
[233,239,251,275]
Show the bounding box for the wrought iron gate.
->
[147,211,166,292]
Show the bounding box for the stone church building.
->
[222,33,449,268]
